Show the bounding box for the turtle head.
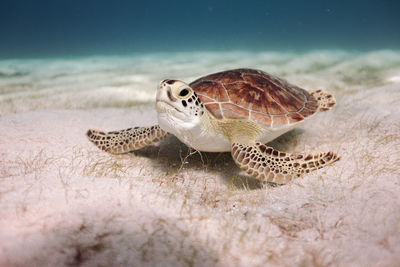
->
[156,79,205,133]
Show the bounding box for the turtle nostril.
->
[159,79,176,88]
[159,80,166,88]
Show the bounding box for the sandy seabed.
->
[0,51,400,266]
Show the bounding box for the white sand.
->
[1,51,400,266]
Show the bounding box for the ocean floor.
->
[0,50,400,266]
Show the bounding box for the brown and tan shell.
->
[190,68,319,127]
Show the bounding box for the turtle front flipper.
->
[231,142,340,185]
[87,125,169,154]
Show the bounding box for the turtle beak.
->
[156,80,182,114]
[156,80,177,103]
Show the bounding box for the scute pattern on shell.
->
[190,69,319,127]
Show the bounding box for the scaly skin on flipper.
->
[311,90,336,112]
[231,142,340,184]
[87,125,169,154]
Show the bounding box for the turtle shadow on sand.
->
[132,128,305,190]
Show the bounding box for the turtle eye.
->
[179,88,189,97]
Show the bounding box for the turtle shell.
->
[189,68,319,127]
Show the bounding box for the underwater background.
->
[1,0,400,57]
[1,1,400,266]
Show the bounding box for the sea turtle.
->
[87,68,339,184]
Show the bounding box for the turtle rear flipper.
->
[311,90,336,112]
[231,142,340,184]
[87,125,169,154]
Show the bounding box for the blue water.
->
[1,0,399,58]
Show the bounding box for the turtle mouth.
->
[156,100,182,113]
